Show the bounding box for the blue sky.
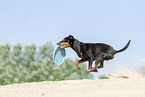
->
[0,0,145,77]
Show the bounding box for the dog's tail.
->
[115,40,131,53]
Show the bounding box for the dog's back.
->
[80,43,116,60]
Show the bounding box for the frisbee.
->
[53,46,66,65]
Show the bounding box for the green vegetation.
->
[0,42,93,85]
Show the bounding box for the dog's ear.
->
[69,35,74,39]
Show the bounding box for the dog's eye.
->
[64,39,68,42]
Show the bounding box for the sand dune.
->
[0,78,145,97]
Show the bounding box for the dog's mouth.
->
[57,42,71,48]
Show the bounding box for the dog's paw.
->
[84,70,90,73]
[84,69,98,73]
[77,66,81,70]
[91,69,98,72]
[77,66,80,70]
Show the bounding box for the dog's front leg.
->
[75,59,86,70]
[88,58,93,70]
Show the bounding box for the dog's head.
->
[57,35,74,48]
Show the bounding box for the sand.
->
[0,78,145,97]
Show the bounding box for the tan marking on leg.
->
[75,60,87,70]
[75,61,80,69]
[113,54,116,58]
[88,66,92,70]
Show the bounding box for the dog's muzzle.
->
[57,42,71,48]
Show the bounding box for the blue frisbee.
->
[53,47,66,65]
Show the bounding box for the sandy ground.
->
[0,78,145,97]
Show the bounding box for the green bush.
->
[0,42,93,85]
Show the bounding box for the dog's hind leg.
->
[93,56,103,72]
[98,60,104,69]
[93,53,114,71]
[88,58,93,70]
[75,59,86,70]
[84,55,103,73]
[95,53,114,70]
[103,53,114,60]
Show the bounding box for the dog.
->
[57,35,131,73]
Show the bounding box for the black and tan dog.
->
[57,35,131,73]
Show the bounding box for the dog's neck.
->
[71,39,82,58]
